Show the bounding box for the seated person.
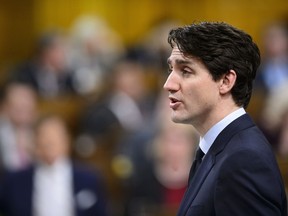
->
[10,32,76,98]
[0,114,107,216]
[0,82,37,172]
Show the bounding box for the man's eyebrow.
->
[167,58,193,65]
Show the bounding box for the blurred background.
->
[0,0,287,215]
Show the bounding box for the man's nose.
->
[163,72,179,92]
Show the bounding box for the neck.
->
[194,103,241,137]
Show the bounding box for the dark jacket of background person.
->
[0,164,107,216]
[11,61,75,97]
[0,114,108,216]
[9,32,76,98]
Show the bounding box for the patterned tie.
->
[188,148,205,185]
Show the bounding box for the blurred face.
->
[163,47,221,128]
[44,37,67,72]
[34,118,70,165]
[159,125,195,164]
[5,85,37,127]
[115,62,147,101]
[264,25,288,58]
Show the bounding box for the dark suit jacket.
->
[9,61,76,97]
[0,163,107,216]
[177,114,287,216]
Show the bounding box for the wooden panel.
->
[33,0,288,45]
[0,0,288,76]
[0,0,35,64]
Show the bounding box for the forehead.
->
[167,47,197,65]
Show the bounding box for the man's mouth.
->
[169,96,182,109]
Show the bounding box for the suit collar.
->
[200,108,246,154]
[177,114,255,216]
[208,114,255,156]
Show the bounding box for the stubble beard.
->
[170,110,194,125]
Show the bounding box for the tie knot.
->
[195,148,205,161]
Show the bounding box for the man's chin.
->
[171,115,190,124]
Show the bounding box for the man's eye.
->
[182,70,190,75]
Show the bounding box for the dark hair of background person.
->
[168,21,261,109]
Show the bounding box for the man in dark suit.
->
[0,115,107,216]
[163,22,287,215]
[9,32,76,98]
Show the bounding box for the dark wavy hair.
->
[168,22,261,108]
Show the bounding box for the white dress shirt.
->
[33,158,75,216]
[0,116,32,171]
[199,108,246,154]
[109,92,144,131]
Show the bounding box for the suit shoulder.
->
[72,163,104,182]
[3,166,34,180]
[228,125,274,156]
[220,132,282,180]
[219,126,282,175]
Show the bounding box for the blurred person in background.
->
[9,31,76,98]
[256,22,288,145]
[78,56,154,151]
[260,80,288,146]
[124,121,198,216]
[0,114,107,216]
[164,22,286,215]
[140,18,183,72]
[74,56,155,216]
[0,82,37,172]
[255,22,288,94]
[108,91,197,216]
[68,15,125,95]
[275,108,288,199]
[278,109,288,157]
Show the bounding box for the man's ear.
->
[219,69,237,94]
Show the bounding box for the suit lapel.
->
[72,165,82,216]
[178,114,255,216]
[177,153,215,216]
[27,168,34,216]
[208,114,255,154]
[16,167,34,216]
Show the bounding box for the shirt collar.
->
[36,157,71,173]
[199,107,246,154]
